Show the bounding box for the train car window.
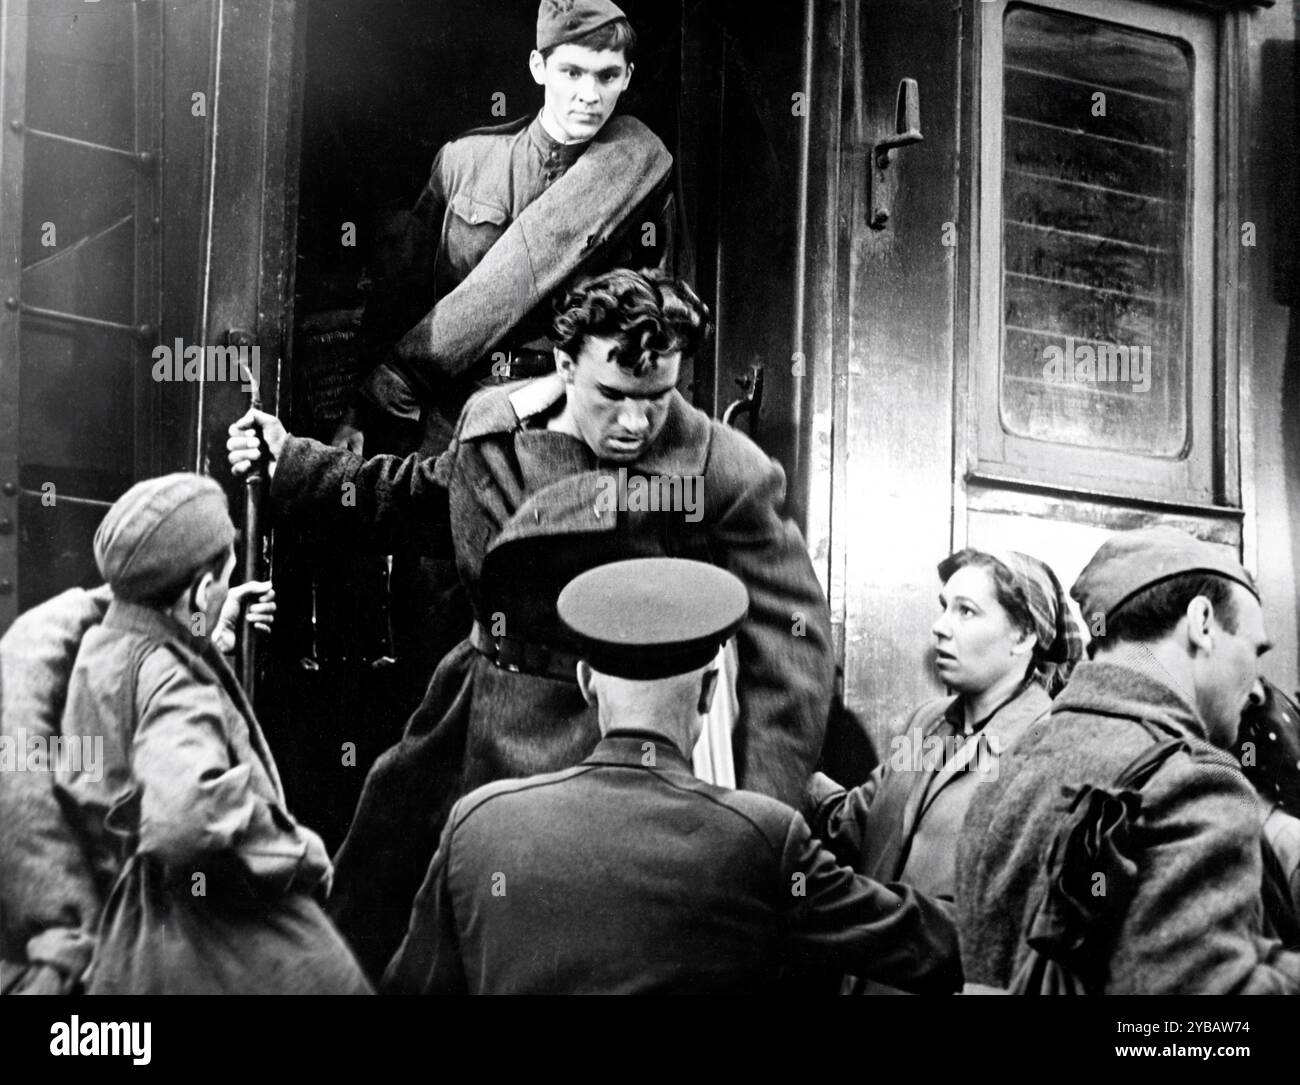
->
[973,0,1222,507]
[1000,7,1190,455]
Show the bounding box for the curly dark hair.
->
[552,268,712,376]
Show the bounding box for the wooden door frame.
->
[0,0,29,629]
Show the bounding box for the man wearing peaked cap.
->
[383,559,960,995]
[956,525,1300,993]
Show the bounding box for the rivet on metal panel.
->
[0,518,11,535]
[1,483,15,497]
[0,580,12,596]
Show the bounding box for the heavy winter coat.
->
[809,680,1051,901]
[271,374,835,977]
[0,587,109,991]
[956,647,1300,993]
[57,599,369,994]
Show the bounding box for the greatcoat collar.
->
[463,376,713,557]
[1052,644,1212,745]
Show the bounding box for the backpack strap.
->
[1112,735,1192,792]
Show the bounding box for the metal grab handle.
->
[232,329,266,697]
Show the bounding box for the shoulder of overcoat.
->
[456,377,717,479]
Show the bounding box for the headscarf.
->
[985,549,1085,695]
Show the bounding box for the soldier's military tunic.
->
[353,111,676,702]
[359,110,675,456]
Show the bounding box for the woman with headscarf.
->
[804,547,1083,924]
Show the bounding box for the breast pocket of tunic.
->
[445,193,510,277]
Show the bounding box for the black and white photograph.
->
[0,0,1298,1060]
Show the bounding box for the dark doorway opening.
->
[268,0,685,847]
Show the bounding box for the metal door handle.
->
[870,78,924,230]
[722,364,765,438]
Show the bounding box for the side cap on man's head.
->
[94,473,235,602]
[537,0,627,52]
[557,558,748,680]
[1071,525,1259,626]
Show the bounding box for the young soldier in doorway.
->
[338,0,677,705]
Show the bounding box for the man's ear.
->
[554,348,577,383]
[576,660,596,706]
[1185,595,1216,655]
[697,667,719,716]
[190,570,216,615]
[529,50,547,86]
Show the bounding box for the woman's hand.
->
[212,581,276,655]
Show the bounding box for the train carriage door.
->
[840,0,1270,750]
[834,0,965,740]
[0,0,300,633]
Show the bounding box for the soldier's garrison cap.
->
[537,0,627,52]
[1071,525,1258,624]
[557,558,748,680]
[94,473,235,602]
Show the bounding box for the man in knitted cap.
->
[26,473,371,993]
[955,525,1300,993]
[384,559,958,994]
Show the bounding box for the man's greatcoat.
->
[956,648,1300,993]
[271,374,835,977]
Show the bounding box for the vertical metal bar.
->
[0,0,30,630]
[240,365,263,698]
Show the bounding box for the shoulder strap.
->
[1113,735,1192,792]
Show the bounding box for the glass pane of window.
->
[1000,5,1191,456]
